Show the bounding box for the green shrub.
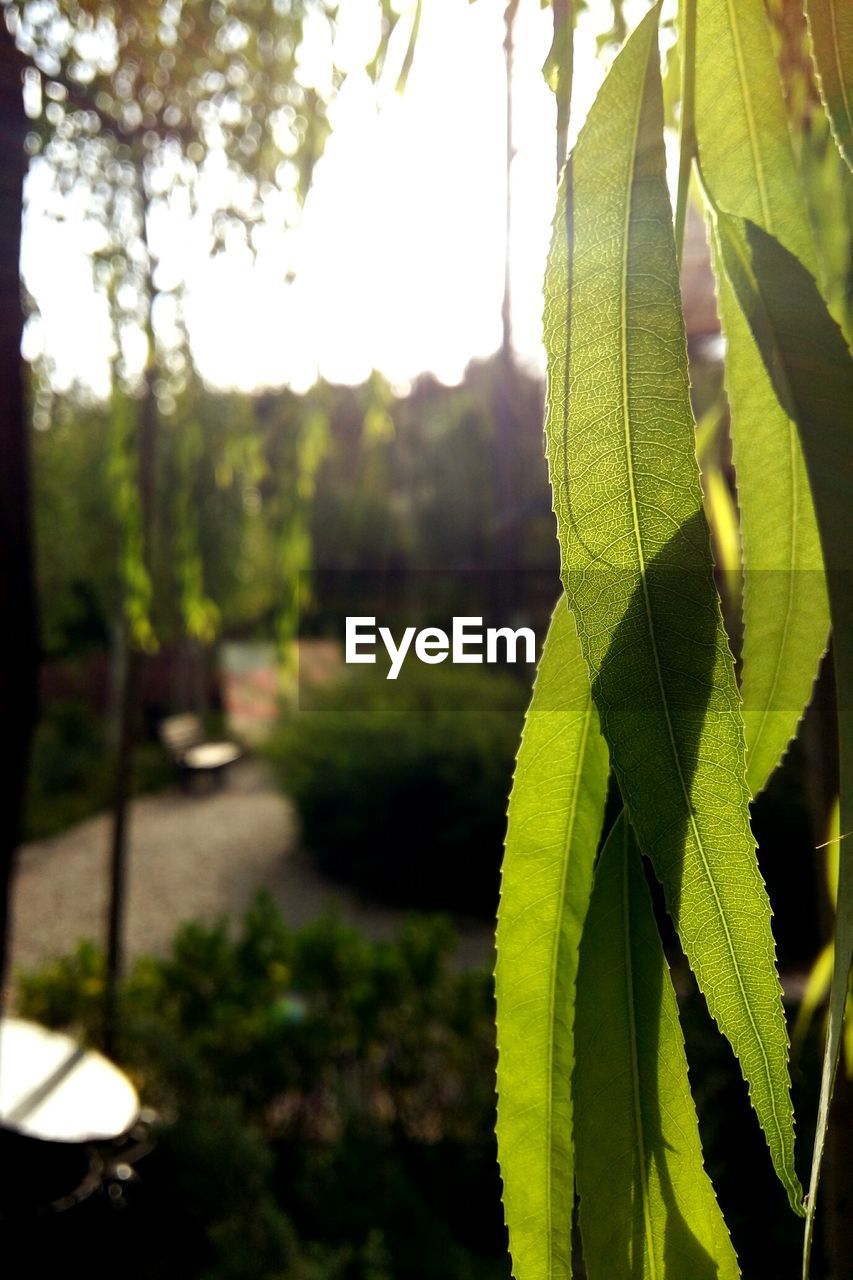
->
[266,666,528,916]
[15,896,506,1280]
[24,698,173,840]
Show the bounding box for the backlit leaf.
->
[544,4,801,1211]
[701,464,741,617]
[806,0,853,171]
[695,0,819,278]
[496,598,609,1280]
[713,211,853,1277]
[574,815,740,1280]
[710,254,829,794]
[695,0,830,791]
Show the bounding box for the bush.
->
[266,666,528,916]
[24,698,172,840]
[15,897,507,1280]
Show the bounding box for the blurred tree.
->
[1,0,411,1045]
[0,24,37,1011]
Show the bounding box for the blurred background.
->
[0,0,849,1276]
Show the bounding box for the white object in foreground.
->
[0,1017,139,1143]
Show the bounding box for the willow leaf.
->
[694,0,829,788]
[806,0,853,171]
[544,5,801,1211]
[674,0,697,262]
[713,212,853,1278]
[710,253,829,794]
[695,0,819,278]
[496,598,609,1280]
[702,465,741,616]
[574,815,740,1280]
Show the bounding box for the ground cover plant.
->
[495,3,852,1278]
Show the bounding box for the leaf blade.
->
[695,0,819,277]
[710,248,830,794]
[806,0,853,171]
[574,814,740,1280]
[695,0,830,789]
[713,211,853,1277]
[496,598,609,1280]
[544,5,802,1211]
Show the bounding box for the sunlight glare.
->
[21,0,639,397]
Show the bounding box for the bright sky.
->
[21,0,655,399]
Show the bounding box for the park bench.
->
[158,713,242,791]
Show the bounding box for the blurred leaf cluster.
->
[34,374,329,656]
[34,358,554,659]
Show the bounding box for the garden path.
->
[9,760,494,980]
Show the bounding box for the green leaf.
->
[694,0,830,787]
[543,0,574,179]
[701,463,741,616]
[710,251,829,795]
[496,597,609,1280]
[544,4,802,1211]
[713,211,853,1277]
[693,0,830,791]
[792,944,834,1061]
[574,815,740,1280]
[806,0,853,171]
[674,0,697,264]
[695,0,819,279]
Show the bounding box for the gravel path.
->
[9,761,494,979]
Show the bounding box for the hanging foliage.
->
[496,2,853,1276]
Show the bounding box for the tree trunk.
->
[103,636,143,1055]
[0,28,38,1014]
[104,296,157,1055]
